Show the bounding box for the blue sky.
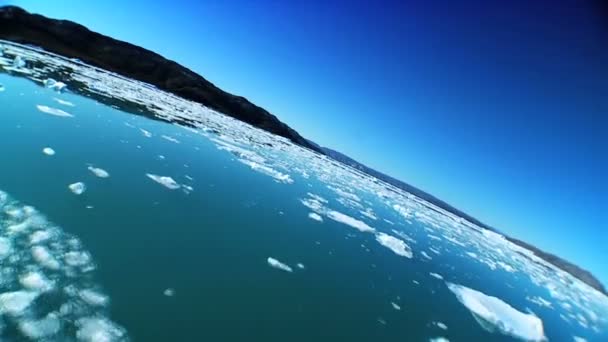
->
[6,0,607,284]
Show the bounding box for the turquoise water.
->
[0,41,607,341]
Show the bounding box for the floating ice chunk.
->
[391,302,401,310]
[79,289,109,306]
[32,245,61,269]
[20,272,53,291]
[375,232,413,258]
[43,78,67,91]
[466,252,478,258]
[0,84,5,92]
[64,251,92,267]
[42,147,55,155]
[430,273,443,280]
[36,105,73,117]
[88,166,110,178]
[573,336,587,342]
[19,312,61,339]
[296,263,305,269]
[447,282,546,341]
[326,210,375,233]
[0,237,11,259]
[239,159,293,184]
[140,128,152,137]
[146,174,180,190]
[69,182,86,195]
[307,193,328,204]
[526,296,553,309]
[163,288,175,297]
[13,55,26,68]
[76,317,127,342]
[434,322,448,330]
[53,97,75,106]
[161,135,180,143]
[267,257,293,273]
[0,291,38,316]
[308,212,323,222]
[429,338,449,342]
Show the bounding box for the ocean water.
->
[0,40,607,341]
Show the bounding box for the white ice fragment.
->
[36,105,73,117]
[20,272,54,291]
[161,135,180,143]
[76,317,126,342]
[140,128,152,137]
[79,289,109,306]
[0,237,11,259]
[43,78,67,91]
[13,55,25,68]
[64,251,92,267]
[146,174,180,190]
[296,263,305,269]
[0,291,38,316]
[326,210,375,233]
[434,322,448,330]
[447,282,546,341]
[429,338,449,342]
[32,245,60,269]
[375,232,413,258]
[573,336,587,342]
[42,147,55,156]
[430,273,443,280]
[69,182,86,195]
[88,166,110,178]
[421,251,432,260]
[19,312,61,339]
[267,257,293,273]
[308,212,323,222]
[391,302,401,310]
[53,97,75,106]
[163,288,175,297]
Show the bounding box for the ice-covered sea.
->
[0,40,607,341]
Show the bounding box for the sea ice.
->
[267,257,293,273]
[375,232,413,258]
[326,210,375,233]
[140,128,152,137]
[430,273,443,280]
[0,236,11,259]
[20,271,54,291]
[76,317,126,342]
[88,166,110,178]
[161,135,180,143]
[43,78,67,91]
[42,147,55,155]
[0,291,39,316]
[447,282,546,341]
[308,212,323,222]
[391,302,401,310]
[146,174,180,190]
[429,338,449,342]
[79,289,109,306]
[19,313,61,339]
[164,288,175,297]
[36,105,73,117]
[32,245,61,269]
[69,182,87,195]
[53,97,75,106]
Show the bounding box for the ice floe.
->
[161,135,180,143]
[43,78,67,91]
[42,147,55,155]
[140,128,152,137]
[326,210,375,233]
[68,182,86,195]
[267,257,293,273]
[146,173,180,190]
[88,166,110,178]
[0,291,39,316]
[375,232,413,258]
[36,104,73,117]
[308,212,323,222]
[430,273,444,280]
[447,282,546,341]
[18,313,61,339]
[164,288,175,297]
[53,97,75,107]
[391,302,401,310]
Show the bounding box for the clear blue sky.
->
[6,0,607,284]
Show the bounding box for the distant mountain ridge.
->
[1,5,604,295]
